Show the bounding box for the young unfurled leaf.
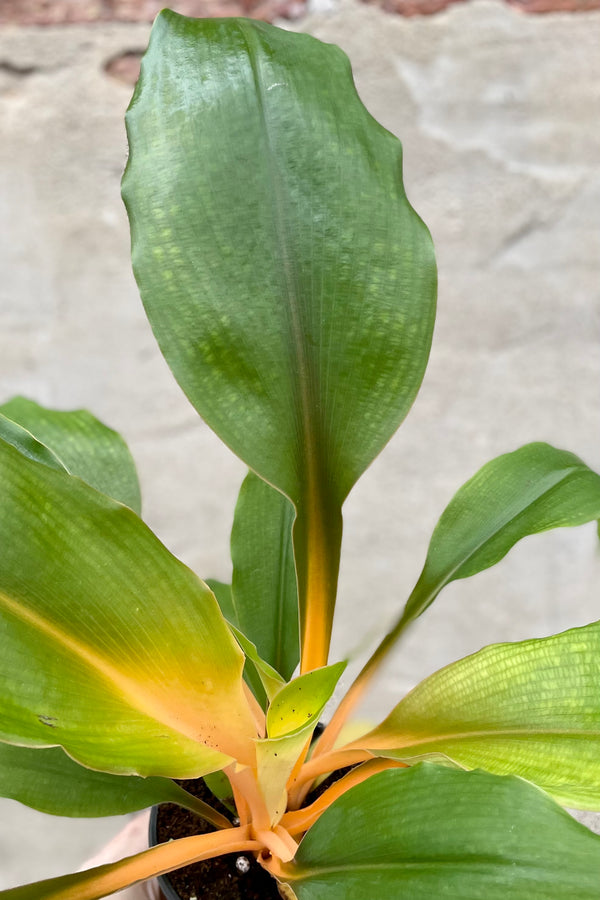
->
[350,621,600,809]
[0,396,141,513]
[0,438,255,778]
[281,765,600,898]
[257,663,346,822]
[267,663,346,740]
[122,12,436,670]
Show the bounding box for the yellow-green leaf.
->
[257,662,345,822]
[230,624,285,703]
[350,621,600,809]
[0,438,256,778]
[267,663,346,740]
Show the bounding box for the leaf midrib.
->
[0,589,206,745]
[290,857,555,880]
[408,463,585,618]
[374,726,600,752]
[236,20,318,504]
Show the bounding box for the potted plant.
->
[1,10,600,899]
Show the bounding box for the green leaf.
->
[350,621,600,809]
[0,437,256,778]
[231,472,299,681]
[0,414,65,472]
[0,397,141,514]
[401,442,600,628]
[282,765,600,898]
[205,579,237,624]
[206,580,278,707]
[266,663,345,740]
[229,624,285,703]
[203,769,237,815]
[122,13,436,670]
[0,742,202,818]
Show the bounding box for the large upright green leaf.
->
[0,397,141,514]
[0,437,256,778]
[401,443,600,628]
[231,472,299,681]
[122,13,436,670]
[350,621,600,809]
[0,742,209,818]
[282,766,600,898]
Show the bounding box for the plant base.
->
[149,779,282,900]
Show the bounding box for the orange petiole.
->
[225,763,271,834]
[287,747,375,809]
[282,758,408,836]
[30,827,261,900]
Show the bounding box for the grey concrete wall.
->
[1,0,599,887]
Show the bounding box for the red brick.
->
[0,0,306,25]
[1,0,598,26]
[359,0,467,13]
[507,0,600,10]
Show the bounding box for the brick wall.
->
[0,0,305,25]
[1,0,598,24]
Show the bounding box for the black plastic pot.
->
[149,804,180,900]
[148,800,282,900]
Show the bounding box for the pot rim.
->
[148,804,181,900]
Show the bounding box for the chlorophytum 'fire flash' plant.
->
[1,11,600,899]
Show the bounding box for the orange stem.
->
[282,758,407,836]
[226,765,271,833]
[295,504,343,675]
[310,667,375,760]
[225,764,251,827]
[19,827,261,900]
[313,611,416,756]
[287,748,375,809]
[285,734,312,792]
[253,824,299,863]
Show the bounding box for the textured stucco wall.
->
[1,0,599,886]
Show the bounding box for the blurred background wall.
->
[1,0,599,887]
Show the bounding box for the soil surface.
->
[155,779,281,900]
